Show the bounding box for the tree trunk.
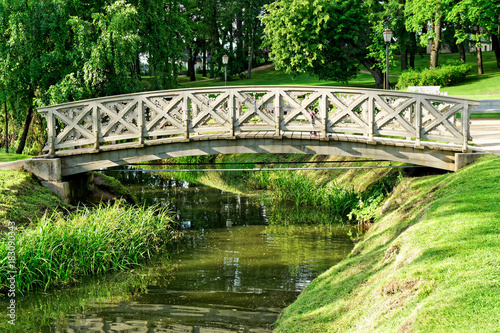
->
[187,47,196,81]
[429,16,442,69]
[401,49,408,71]
[236,12,243,72]
[135,54,141,80]
[16,102,33,154]
[458,42,466,63]
[409,32,416,68]
[476,26,484,75]
[491,30,500,68]
[202,50,207,77]
[360,59,384,89]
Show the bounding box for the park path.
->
[470,119,500,155]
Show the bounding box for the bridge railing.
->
[37,86,480,155]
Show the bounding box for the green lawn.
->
[180,51,500,99]
[0,152,32,163]
[180,67,377,89]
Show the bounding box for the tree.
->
[447,0,500,75]
[67,0,141,96]
[0,0,70,154]
[132,0,187,89]
[262,0,386,88]
[405,0,446,69]
[0,0,189,154]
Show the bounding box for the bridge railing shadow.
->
[37,86,480,156]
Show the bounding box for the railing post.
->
[183,93,190,139]
[46,110,55,157]
[274,89,281,137]
[462,102,470,152]
[367,95,374,143]
[320,91,328,139]
[228,89,235,137]
[414,98,422,148]
[92,103,100,151]
[137,98,144,146]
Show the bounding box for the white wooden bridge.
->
[26,85,483,187]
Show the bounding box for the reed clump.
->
[0,201,181,294]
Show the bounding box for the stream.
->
[8,170,355,332]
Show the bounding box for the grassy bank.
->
[0,152,32,163]
[0,202,180,293]
[0,169,69,229]
[0,168,181,294]
[274,155,500,332]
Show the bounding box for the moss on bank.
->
[274,155,500,332]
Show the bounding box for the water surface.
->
[4,170,354,332]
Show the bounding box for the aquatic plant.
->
[0,202,181,293]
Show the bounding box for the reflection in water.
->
[1,170,354,332]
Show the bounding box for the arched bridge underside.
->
[29,86,484,182]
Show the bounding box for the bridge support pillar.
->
[41,173,93,203]
[23,158,62,182]
[455,152,489,171]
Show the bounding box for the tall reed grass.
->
[249,171,360,215]
[0,202,181,294]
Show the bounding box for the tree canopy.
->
[262,0,387,87]
[1,0,500,154]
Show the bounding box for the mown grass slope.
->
[274,155,500,332]
[0,169,68,229]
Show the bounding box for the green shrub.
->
[396,62,472,90]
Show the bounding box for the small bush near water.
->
[396,61,472,90]
[0,202,181,294]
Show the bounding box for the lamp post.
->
[222,54,228,86]
[383,29,393,90]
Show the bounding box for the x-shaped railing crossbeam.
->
[144,95,184,132]
[420,99,464,139]
[374,95,416,134]
[281,91,323,125]
[54,105,94,143]
[327,92,369,130]
[99,101,140,137]
[234,91,275,126]
[189,92,229,127]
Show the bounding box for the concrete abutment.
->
[23,158,93,203]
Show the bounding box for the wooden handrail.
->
[37,86,480,156]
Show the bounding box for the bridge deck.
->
[44,131,471,158]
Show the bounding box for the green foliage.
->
[0,201,181,293]
[404,0,444,47]
[396,62,472,90]
[262,0,384,86]
[65,0,141,96]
